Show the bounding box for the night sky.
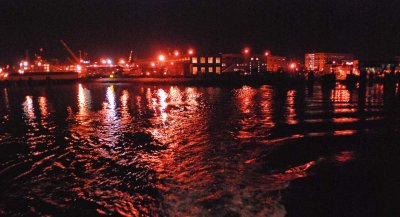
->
[1,0,399,64]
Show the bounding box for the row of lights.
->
[244,47,299,70]
[243,47,270,57]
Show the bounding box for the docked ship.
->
[6,55,81,82]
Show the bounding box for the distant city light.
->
[188,49,194,55]
[119,59,126,64]
[174,51,180,56]
[76,65,82,73]
[101,59,107,64]
[159,54,165,62]
[243,48,250,54]
[151,62,155,67]
[106,59,112,65]
[264,51,270,56]
[290,63,296,69]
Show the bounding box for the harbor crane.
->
[60,40,80,64]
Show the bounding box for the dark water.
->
[0,83,399,216]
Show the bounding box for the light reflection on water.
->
[0,83,398,216]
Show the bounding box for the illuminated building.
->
[221,54,243,72]
[266,55,287,72]
[305,53,358,79]
[221,54,267,74]
[305,53,354,72]
[190,55,222,75]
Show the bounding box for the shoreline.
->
[0,75,309,87]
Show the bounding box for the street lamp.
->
[158,54,165,62]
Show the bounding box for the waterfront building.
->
[266,55,287,72]
[189,55,222,75]
[305,53,358,79]
[221,53,266,74]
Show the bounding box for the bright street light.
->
[159,54,165,62]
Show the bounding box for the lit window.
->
[201,67,206,73]
[215,57,221,63]
[208,57,213,63]
[192,67,198,75]
[200,57,206,64]
[216,67,221,74]
[192,57,198,64]
[208,67,213,73]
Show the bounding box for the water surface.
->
[0,83,399,216]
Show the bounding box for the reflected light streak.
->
[331,86,351,103]
[78,84,92,117]
[107,85,116,110]
[331,85,354,114]
[101,85,120,147]
[121,90,129,109]
[23,96,35,120]
[157,89,168,121]
[335,151,354,163]
[260,86,273,127]
[333,129,357,136]
[3,88,9,110]
[235,86,256,114]
[185,87,200,106]
[286,90,297,124]
[23,96,37,128]
[284,161,315,178]
[38,97,48,119]
[104,85,117,122]
[169,86,183,105]
[38,96,50,129]
[146,88,154,110]
[136,96,143,115]
[332,117,359,123]
[78,83,86,108]
[120,90,130,121]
